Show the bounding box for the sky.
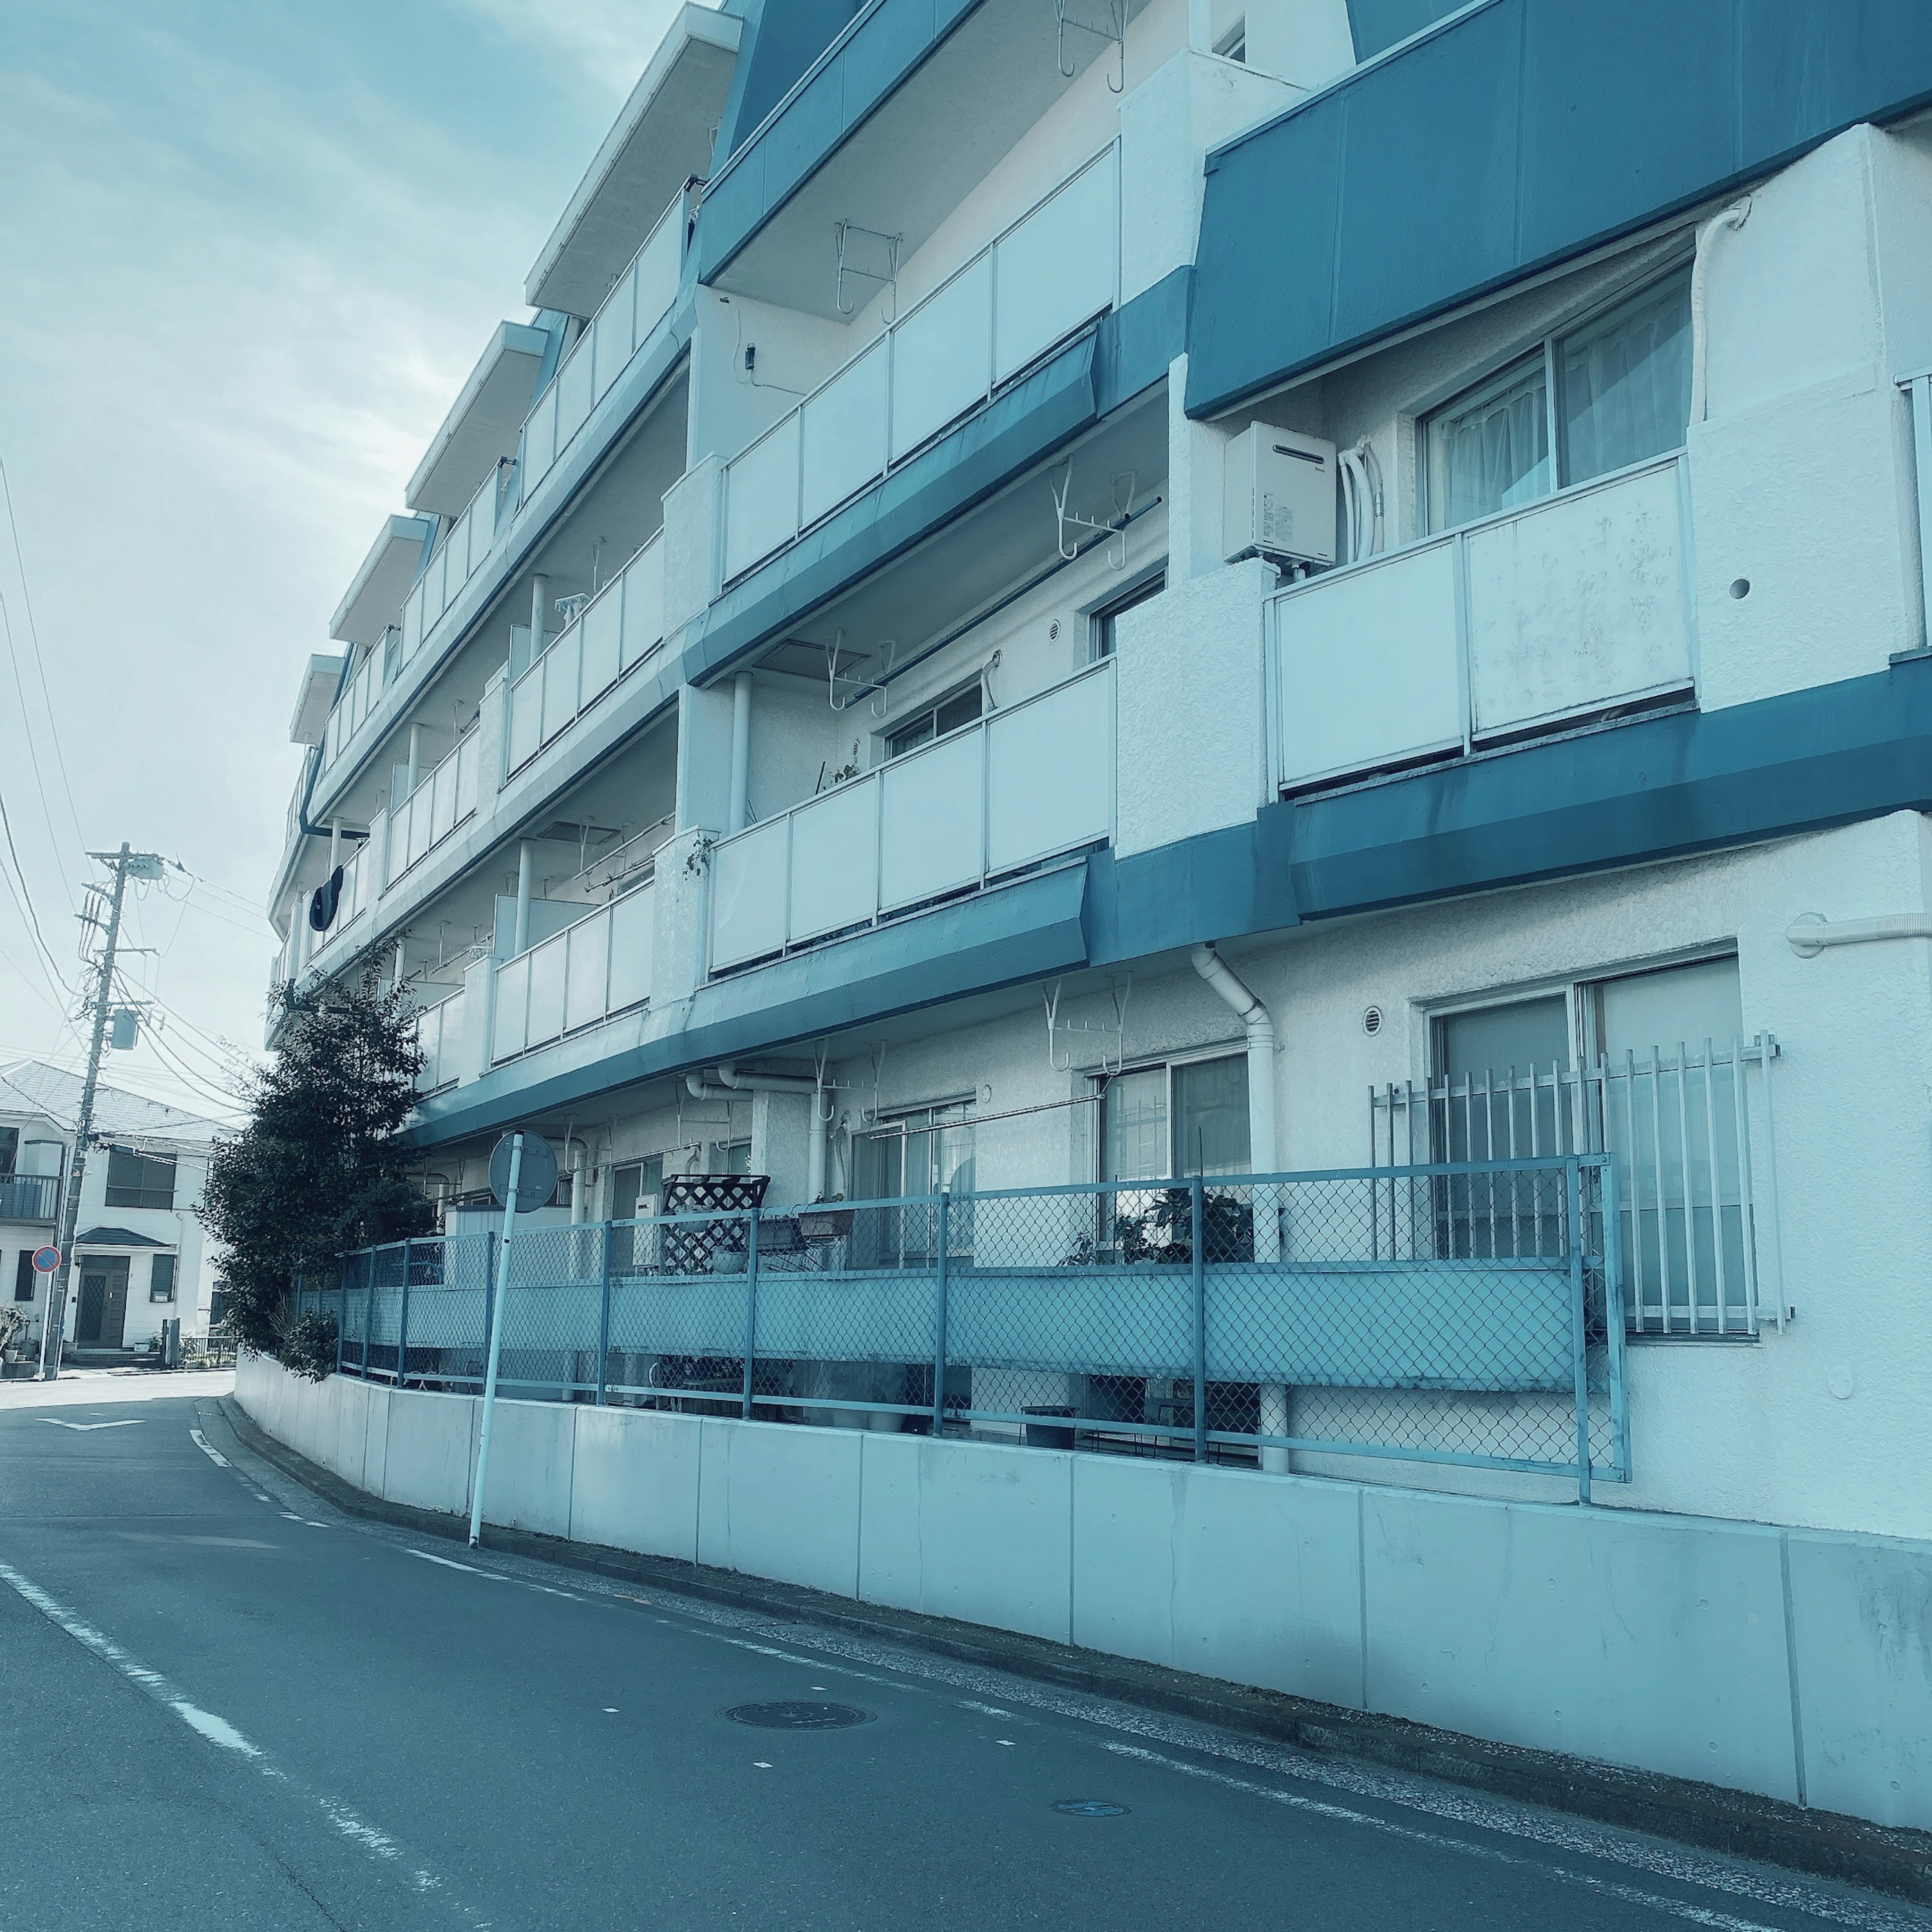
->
[0,0,688,1122]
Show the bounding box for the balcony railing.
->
[398,465,501,672]
[505,532,667,778]
[386,730,480,890]
[720,144,1120,584]
[0,1172,60,1223]
[709,657,1114,973]
[305,839,374,972]
[1270,453,1695,793]
[490,884,655,1064]
[1373,1034,1784,1337]
[321,632,394,773]
[297,1155,1628,1501]
[413,988,466,1094]
[522,191,685,503]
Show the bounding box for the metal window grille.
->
[1372,1034,1782,1336]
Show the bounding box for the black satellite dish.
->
[308,864,345,932]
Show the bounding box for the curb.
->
[217,1394,1932,1907]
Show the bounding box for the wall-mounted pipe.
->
[1788,912,1932,955]
[1689,197,1751,424]
[1192,942,1286,1474]
[715,1062,828,1202]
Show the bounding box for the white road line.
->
[188,1428,230,1467]
[1099,1740,1791,1932]
[408,1548,513,1579]
[37,1418,142,1431]
[0,1559,476,1919]
[559,1578,1923,1932]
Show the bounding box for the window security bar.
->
[1371,1035,1783,1337]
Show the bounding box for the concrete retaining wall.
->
[236,1352,1932,1834]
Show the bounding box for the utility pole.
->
[38,844,165,1381]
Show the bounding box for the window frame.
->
[1088,566,1166,661]
[881,677,986,762]
[13,1250,35,1303]
[1095,1046,1250,1183]
[1420,257,1694,536]
[103,1146,177,1212]
[148,1253,177,1304]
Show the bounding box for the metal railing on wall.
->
[1373,1038,1782,1336]
[294,1156,1627,1502]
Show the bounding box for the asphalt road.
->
[1,1388,1926,1932]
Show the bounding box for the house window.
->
[1213,17,1246,60]
[608,1156,664,1222]
[0,1128,16,1175]
[852,1100,975,1267]
[149,1254,177,1303]
[13,1251,34,1302]
[886,682,983,759]
[1101,1053,1250,1181]
[104,1147,176,1211]
[1424,955,1757,1331]
[1090,569,1166,660]
[1424,264,1692,533]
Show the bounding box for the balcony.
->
[1270,455,1695,794]
[490,885,655,1065]
[413,988,467,1095]
[305,839,375,974]
[709,657,1114,974]
[719,145,1120,585]
[522,191,685,504]
[385,730,481,891]
[0,1172,60,1223]
[505,531,667,778]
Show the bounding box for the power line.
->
[0,453,85,865]
[0,819,75,1011]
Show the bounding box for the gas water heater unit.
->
[1223,425,1337,568]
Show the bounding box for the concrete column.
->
[529,574,550,661]
[728,672,754,835]
[406,723,424,796]
[1166,353,1232,582]
[513,842,533,955]
[328,819,342,872]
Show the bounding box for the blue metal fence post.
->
[932,1189,951,1438]
[595,1220,613,1407]
[1599,1155,1631,1481]
[741,1209,760,1421]
[365,1250,379,1376]
[1568,1156,1591,1505]
[396,1239,412,1386]
[1191,1174,1207,1463]
[480,1233,497,1386]
[336,1267,347,1373]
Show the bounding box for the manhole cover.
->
[1052,1799,1129,1817]
[723,1701,875,1730]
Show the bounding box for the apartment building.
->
[270,0,1932,1543]
[0,1061,225,1360]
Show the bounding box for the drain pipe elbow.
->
[1191,944,1278,1177]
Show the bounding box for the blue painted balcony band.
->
[1187,0,1932,418]
[409,656,1932,1151]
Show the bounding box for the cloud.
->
[0,0,667,1112]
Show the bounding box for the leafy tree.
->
[202,973,434,1361]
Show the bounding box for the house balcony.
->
[505,530,668,778]
[719,144,1119,587]
[1270,453,1696,794]
[708,656,1113,974]
[384,729,482,893]
[0,1173,60,1223]
[490,884,656,1066]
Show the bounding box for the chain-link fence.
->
[293,1156,1627,1498]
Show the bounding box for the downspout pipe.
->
[1190,945,1278,1179]
[1191,942,1288,1473]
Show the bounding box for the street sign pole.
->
[469,1134,522,1549]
